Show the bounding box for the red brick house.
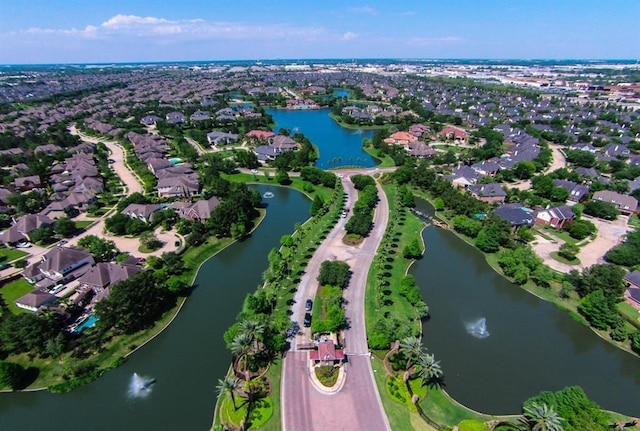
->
[437,126,468,142]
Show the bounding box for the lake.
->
[267,108,376,168]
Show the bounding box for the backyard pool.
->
[75,315,97,333]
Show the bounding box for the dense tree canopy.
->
[317,260,351,288]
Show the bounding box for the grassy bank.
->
[328,112,389,131]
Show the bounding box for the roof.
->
[625,271,640,288]
[121,203,163,220]
[16,290,57,309]
[79,262,142,299]
[40,246,94,274]
[593,190,638,213]
[309,341,345,361]
[629,288,640,304]
[536,205,575,221]
[468,183,506,198]
[493,203,535,226]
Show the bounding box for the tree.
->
[403,238,423,259]
[520,403,564,431]
[140,232,163,251]
[578,289,620,330]
[275,168,291,185]
[514,161,536,179]
[216,376,240,410]
[77,235,119,262]
[310,194,325,216]
[567,220,596,240]
[317,260,350,288]
[53,217,77,238]
[398,336,423,371]
[0,361,27,390]
[578,264,625,298]
[230,332,253,375]
[558,242,579,261]
[239,319,265,352]
[583,201,619,221]
[29,226,54,244]
[415,353,443,386]
[161,251,185,276]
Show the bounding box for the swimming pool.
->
[75,315,98,333]
[169,157,182,164]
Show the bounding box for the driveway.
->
[577,215,632,268]
[282,173,391,431]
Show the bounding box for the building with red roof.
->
[309,340,345,365]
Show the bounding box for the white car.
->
[16,242,32,248]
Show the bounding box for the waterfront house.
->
[467,183,507,203]
[172,196,221,223]
[78,261,142,302]
[493,203,535,230]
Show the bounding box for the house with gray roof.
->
[157,176,200,198]
[0,213,53,246]
[207,131,239,147]
[493,203,535,229]
[406,141,436,159]
[121,203,163,223]
[468,183,507,203]
[140,115,162,126]
[79,261,142,302]
[552,179,590,203]
[15,290,58,312]
[592,190,638,215]
[190,110,210,122]
[13,175,42,191]
[172,196,220,223]
[166,111,186,126]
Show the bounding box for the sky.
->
[0,0,638,64]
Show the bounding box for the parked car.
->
[303,313,312,327]
[305,299,313,311]
[15,242,32,248]
[0,263,11,270]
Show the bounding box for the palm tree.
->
[398,336,423,371]
[415,353,443,385]
[240,319,265,352]
[216,376,240,410]
[230,332,253,375]
[519,403,564,431]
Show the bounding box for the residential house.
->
[467,183,507,203]
[15,290,58,312]
[190,110,210,122]
[245,130,275,142]
[172,196,220,223]
[207,131,239,147]
[78,261,142,302]
[121,203,163,223]
[408,123,430,138]
[0,214,53,246]
[592,190,638,216]
[13,175,42,191]
[254,145,280,162]
[166,111,186,126]
[437,125,468,142]
[271,135,298,151]
[406,141,437,159]
[534,205,575,229]
[552,179,590,203]
[493,203,535,229]
[385,131,417,146]
[147,157,173,175]
[34,144,62,155]
[140,115,162,126]
[444,165,482,187]
[471,158,501,176]
[157,176,200,198]
[624,271,640,310]
[23,246,95,289]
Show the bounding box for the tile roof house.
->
[467,183,507,203]
[406,141,437,159]
[157,176,200,198]
[592,190,638,215]
[207,131,239,147]
[23,246,95,287]
[0,214,54,246]
[534,205,575,229]
[624,271,640,310]
[245,130,275,141]
[385,131,418,146]
[437,125,468,142]
[173,196,221,222]
[79,262,142,302]
[552,179,590,203]
[147,157,173,175]
[15,290,58,312]
[493,203,535,229]
[271,135,298,151]
[121,203,163,222]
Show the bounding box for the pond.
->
[267,108,376,169]
[411,199,640,416]
[0,185,310,431]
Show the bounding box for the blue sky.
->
[0,0,638,64]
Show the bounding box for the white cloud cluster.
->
[17,14,326,42]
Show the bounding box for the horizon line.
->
[1,57,639,67]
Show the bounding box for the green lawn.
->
[550,251,581,265]
[419,387,493,427]
[0,248,28,263]
[363,145,396,168]
[223,172,335,202]
[74,220,94,230]
[0,278,33,314]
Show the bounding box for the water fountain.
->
[466,317,489,339]
[128,373,155,399]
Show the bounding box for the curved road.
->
[282,172,391,431]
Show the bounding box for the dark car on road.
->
[303,313,312,327]
[305,299,313,311]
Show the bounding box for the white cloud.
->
[14,14,326,42]
[342,32,358,41]
[408,36,465,46]
[348,6,378,15]
[395,11,416,17]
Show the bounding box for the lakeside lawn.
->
[222,171,335,203]
[0,278,33,314]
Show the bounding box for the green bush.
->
[458,419,489,431]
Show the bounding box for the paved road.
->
[282,172,391,431]
[69,124,143,194]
